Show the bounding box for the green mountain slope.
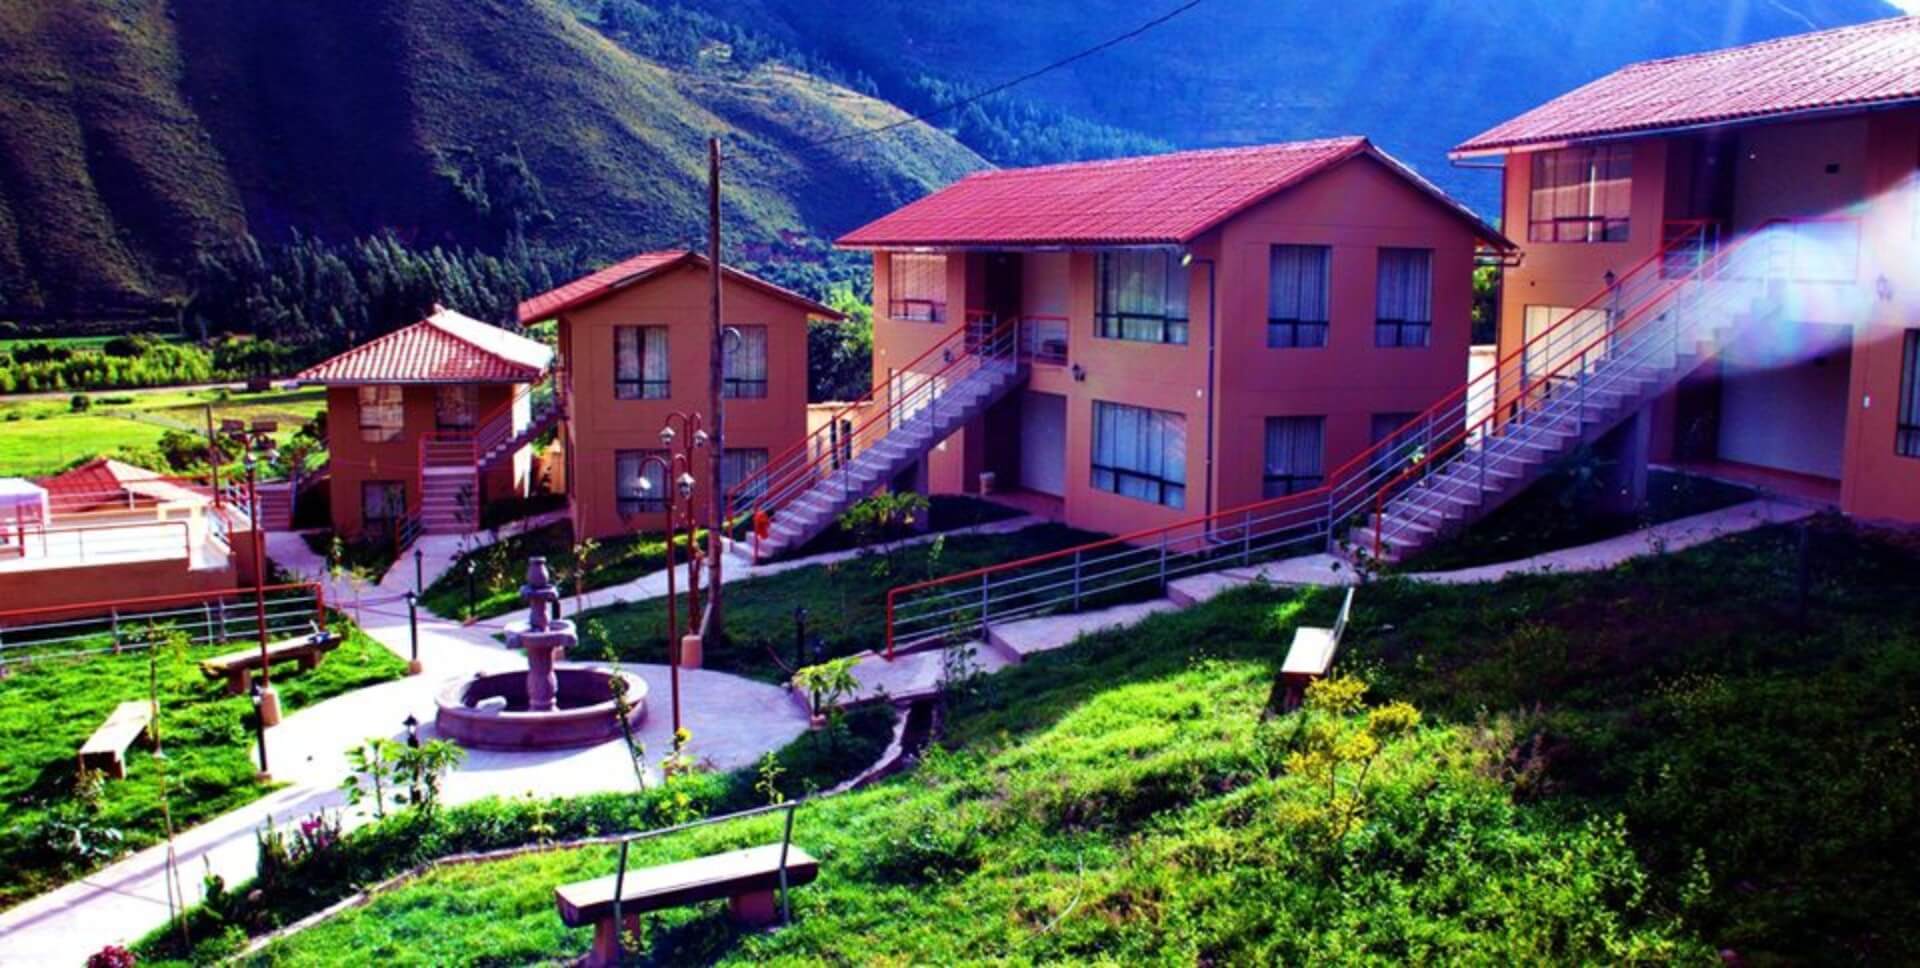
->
[0,0,984,316]
[678,0,1902,214]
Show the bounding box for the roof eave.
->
[1452,93,1920,161]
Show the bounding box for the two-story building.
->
[1453,15,1920,525]
[296,308,556,543]
[819,137,1510,542]
[518,251,840,542]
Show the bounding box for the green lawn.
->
[204,516,1919,964]
[572,523,1111,682]
[1399,466,1755,572]
[419,521,698,621]
[0,621,406,907]
[0,386,326,477]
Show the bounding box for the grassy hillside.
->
[0,0,984,316]
[688,0,1900,214]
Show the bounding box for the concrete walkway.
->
[839,498,1814,706]
[0,520,806,966]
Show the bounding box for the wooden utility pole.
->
[706,136,726,637]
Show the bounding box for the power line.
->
[798,0,1205,152]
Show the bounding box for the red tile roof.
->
[296,308,553,385]
[41,458,204,513]
[1455,16,1920,156]
[517,250,843,324]
[837,137,1510,249]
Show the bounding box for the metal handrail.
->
[0,582,324,666]
[879,218,1853,655]
[728,314,1021,556]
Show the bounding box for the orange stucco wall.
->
[1493,107,1920,524]
[560,263,810,541]
[869,154,1480,539]
[324,382,520,538]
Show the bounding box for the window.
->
[888,254,947,321]
[1091,401,1186,508]
[614,326,670,400]
[721,449,770,501]
[1371,411,1422,470]
[723,325,769,399]
[1375,248,1433,347]
[1529,145,1632,243]
[358,385,404,443]
[361,481,405,538]
[615,450,667,514]
[434,385,477,430]
[1263,416,1324,498]
[1267,245,1330,348]
[1096,251,1189,345]
[1900,330,1920,459]
[1522,305,1610,389]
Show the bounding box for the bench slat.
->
[1281,627,1339,677]
[80,701,152,755]
[202,633,340,674]
[557,844,819,925]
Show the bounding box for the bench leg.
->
[586,914,640,968]
[300,653,321,671]
[729,889,779,928]
[227,668,252,696]
[1279,672,1315,712]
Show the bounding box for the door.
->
[1018,391,1067,496]
[1716,321,1851,479]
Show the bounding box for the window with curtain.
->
[614,326,670,400]
[434,385,477,430]
[1091,401,1186,508]
[1375,248,1433,348]
[357,385,404,443]
[1096,251,1189,345]
[1900,330,1920,459]
[888,254,947,321]
[1268,245,1330,348]
[615,450,667,514]
[721,449,770,501]
[1522,304,1610,390]
[1371,411,1422,471]
[1263,416,1324,498]
[723,325,769,399]
[1529,145,1632,243]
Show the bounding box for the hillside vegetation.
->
[0,0,983,316]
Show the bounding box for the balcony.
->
[1018,314,1069,366]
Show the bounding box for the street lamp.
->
[404,590,422,675]
[629,451,693,737]
[464,560,477,623]
[402,714,422,805]
[234,436,281,727]
[250,680,271,781]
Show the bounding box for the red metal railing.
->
[0,581,325,665]
[725,313,1021,556]
[879,218,1856,655]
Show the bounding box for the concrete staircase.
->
[1355,288,1764,562]
[753,361,1025,559]
[420,468,479,534]
[254,482,294,531]
[414,392,562,538]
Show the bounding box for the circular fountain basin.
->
[435,666,647,751]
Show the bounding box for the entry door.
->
[1019,392,1067,496]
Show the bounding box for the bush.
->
[69,393,91,413]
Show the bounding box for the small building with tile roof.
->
[833,137,1508,540]
[1454,15,1920,525]
[519,251,841,541]
[296,308,557,542]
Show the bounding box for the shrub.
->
[69,393,91,413]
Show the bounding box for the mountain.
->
[674,0,1903,215]
[0,0,984,316]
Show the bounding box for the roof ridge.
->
[957,136,1368,181]
[1624,14,1915,70]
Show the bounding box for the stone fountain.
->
[435,557,647,751]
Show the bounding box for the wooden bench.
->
[200,627,342,695]
[78,700,153,779]
[1279,587,1355,711]
[556,843,819,966]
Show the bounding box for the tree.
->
[808,284,872,402]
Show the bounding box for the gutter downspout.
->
[1185,252,1218,519]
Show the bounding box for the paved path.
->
[0,522,806,966]
[841,499,1814,705]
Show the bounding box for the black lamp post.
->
[404,590,421,675]
[250,680,270,780]
[464,560,476,623]
[402,713,422,805]
[414,548,424,595]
